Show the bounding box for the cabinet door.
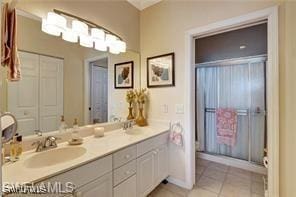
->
[155,144,169,185]
[137,151,155,197]
[75,172,112,197]
[114,175,136,197]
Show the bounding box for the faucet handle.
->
[34,130,43,136]
[31,140,42,146]
[47,136,61,147]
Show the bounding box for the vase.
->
[127,103,134,120]
[136,107,147,126]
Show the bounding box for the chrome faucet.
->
[32,136,60,152]
[123,120,135,131]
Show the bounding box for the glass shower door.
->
[195,58,266,165]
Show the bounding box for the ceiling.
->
[127,0,162,11]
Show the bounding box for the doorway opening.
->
[88,57,108,124]
[194,22,268,196]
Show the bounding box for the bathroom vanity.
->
[3,126,169,197]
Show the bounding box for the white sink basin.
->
[125,128,147,135]
[24,147,87,169]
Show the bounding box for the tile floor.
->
[148,158,266,197]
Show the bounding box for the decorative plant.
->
[126,90,136,120]
[134,88,148,126]
[135,88,147,107]
[126,90,135,106]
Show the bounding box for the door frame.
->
[84,54,109,125]
[184,6,279,196]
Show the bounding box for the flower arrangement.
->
[134,88,148,126]
[135,88,147,106]
[126,90,135,106]
[126,90,136,120]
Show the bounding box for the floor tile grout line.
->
[217,165,229,197]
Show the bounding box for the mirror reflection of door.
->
[7,51,63,136]
[90,58,108,124]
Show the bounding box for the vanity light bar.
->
[41,9,126,54]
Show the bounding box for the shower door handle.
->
[253,107,266,116]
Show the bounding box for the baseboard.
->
[167,176,192,190]
[197,152,267,175]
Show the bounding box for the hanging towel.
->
[169,122,183,147]
[1,3,20,81]
[216,108,238,147]
[1,4,10,66]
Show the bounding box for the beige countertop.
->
[3,125,169,184]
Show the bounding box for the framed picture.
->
[114,61,134,89]
[147,52,175,88]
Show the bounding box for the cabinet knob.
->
[153,151,157,155]
[125,154,130,159]
[125,170,130,175]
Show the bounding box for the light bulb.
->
[91,28,105,41]
[80,35,93,48]
[42,19,61,36]
[62,27,78,43]
[94,40,107,51]
[72,20,88,36]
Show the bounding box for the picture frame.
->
[114,61,134,89]
[147,52,175,88]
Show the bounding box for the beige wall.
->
[140,1,296,196]
[15,0,140,52]
[108,52,141,120]
[279,2,296,196]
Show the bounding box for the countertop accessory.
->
[135,88,148,126]
[68,138,83,145]
[94,127,104,138]
[126,90,136,120]
[0,112,18,143]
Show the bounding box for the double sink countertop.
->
[3,125,169,184]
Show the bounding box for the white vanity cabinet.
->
[74,173,113,197]
[37,131,169,197]
[113,175,137,197]
[136,133,169,197]
[136,143,169,197]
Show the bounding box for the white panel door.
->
[8,51,39,136]
[114,175,136,197]
[39,55,63,132]
[154,144,169,185]
[76,172,112,197]
[91,65,108,123]
[137,151,155,197]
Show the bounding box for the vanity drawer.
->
[39,155,112,188]
[113,160,136,186]
[137,132,169,157]
[113,145,137,169]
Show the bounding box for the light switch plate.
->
[161,104,168,113]
[175,104,184,114]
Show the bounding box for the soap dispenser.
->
[9,135,18,162]
[69,118,83,145]
[59,115,68,133]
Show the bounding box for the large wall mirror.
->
[0,11,141,137]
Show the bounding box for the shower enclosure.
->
[195,55,267,165]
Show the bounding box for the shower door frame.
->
[184,6,279,197]
[195,55,267,165]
